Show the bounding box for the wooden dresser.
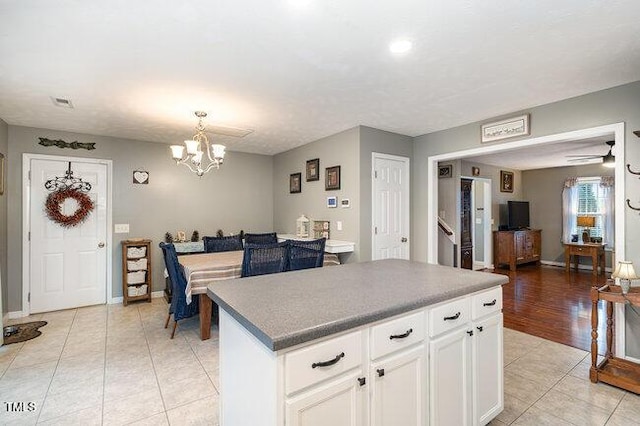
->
[493,229,542,271]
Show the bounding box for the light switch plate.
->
[114,224,130,233]
[336,221,343,231]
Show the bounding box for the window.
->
[575,178,606,240]
[562,176,614,247]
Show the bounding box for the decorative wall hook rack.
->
[45,162,92,192]
[626,199,640,212]
[627,164,640,176]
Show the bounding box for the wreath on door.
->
[45,188,95,227]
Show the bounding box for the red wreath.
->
[45,188,95,227]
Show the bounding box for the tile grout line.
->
[34,309,79,424]
[508,356,593,426]
[185,327,219,393]
[100,305,109,426]
[137,303,170,424]
[603,391,626,425]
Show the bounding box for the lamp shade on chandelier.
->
[170,111,226,176]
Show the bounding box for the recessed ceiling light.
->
[389,39,413,55]
[50,97,74,108]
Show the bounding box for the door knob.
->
[401,237,408,243]
[98,242,105,248]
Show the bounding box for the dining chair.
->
[241,242,289,277]
[288,238,326,271]
[159,242,199,338]
[203,235,243,253]
[244,232,278,245]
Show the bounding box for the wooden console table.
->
[564,242,606,276]
[590,284,640,393]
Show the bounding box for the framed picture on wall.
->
[290,172,302,193]
[438,164,453,179]
[500,170,514,193]
[306,158,320,181]
[325,166,341,190]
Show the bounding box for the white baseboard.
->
[7,310,28,319]
[540,260,612,273]
[109,291,165,305]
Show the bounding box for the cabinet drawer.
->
[429,298,470,338]
[471,287,503,320]
[371,311,425,360]
[285,331,363,395]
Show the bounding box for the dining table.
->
[177,250,341,340]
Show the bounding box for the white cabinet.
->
[429,327,472,426]
[473,313,504,425]
[286,371,367,426]
[428,288,503,426]
[371,345,426,426]
[217,285,503,426]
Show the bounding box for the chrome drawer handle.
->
[389,328,413,340]
[483,299,497,307]
[312,352,345,369]
[444,312,461,321]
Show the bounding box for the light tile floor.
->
[1,299,639,425]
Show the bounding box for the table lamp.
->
[612,261,638,294]
[577,216,596,243]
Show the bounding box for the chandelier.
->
[170,111,226,176]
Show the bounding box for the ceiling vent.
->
[208,124,254,138]
[50,97,74,108]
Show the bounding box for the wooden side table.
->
[590,284,640,393]
[564,242,606,276]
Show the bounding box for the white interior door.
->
[29,158,108,313]
[372,154,410,260]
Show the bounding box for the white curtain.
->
[562,178,578,243]
[601,176,615,247]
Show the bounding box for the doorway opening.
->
[427,123,627,355]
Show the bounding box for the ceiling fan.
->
[565,140,615,168]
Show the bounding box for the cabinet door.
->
[473,314,503,426]
[371,345,426,426]
[430,328,472,426]
[531,231,541,259]
[286,372,366,426]
[514,232,526,261]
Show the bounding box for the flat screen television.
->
[507,201,530,230]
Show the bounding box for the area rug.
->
[3,321,48,345]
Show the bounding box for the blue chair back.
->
[242,242,289,277]
[288,238,326,271]
[159,242,199,321]
[244,232,278,245]
[203,235,243,253]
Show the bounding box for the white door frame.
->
[426,123,627,357]
[22,153,113,315]
[372,152,411,260]
[462,176,492,270]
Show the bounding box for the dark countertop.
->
[207,259,508,351]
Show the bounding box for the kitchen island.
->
[207,259,509,426]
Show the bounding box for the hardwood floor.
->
[494,263,609,352]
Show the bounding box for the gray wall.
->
[359,126,413,262]
[412,80,640,357]
[522,164,615,264]
[0,118,8,315]
[273,127,361,262]
[460,161,523,228]
[6,125,273,311]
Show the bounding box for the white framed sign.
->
[481,114,530,143]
